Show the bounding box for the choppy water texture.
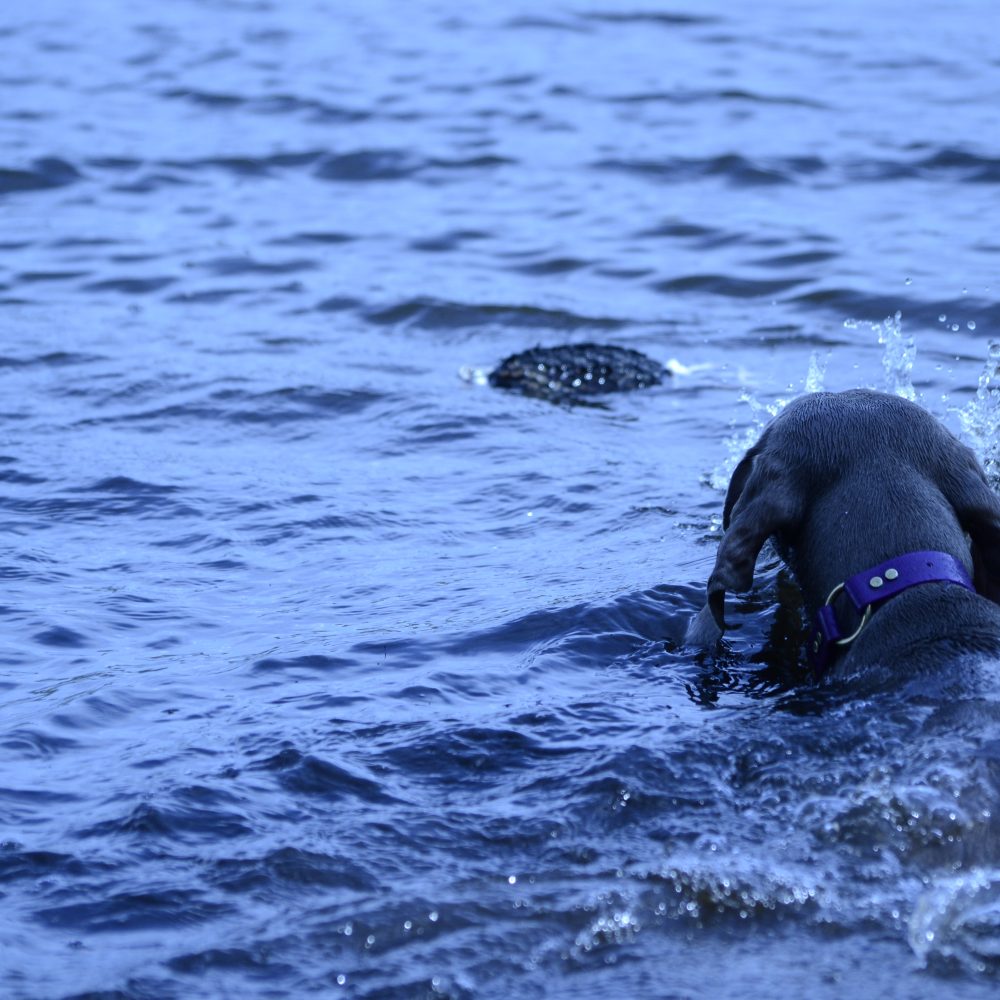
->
[4,1,1000,997]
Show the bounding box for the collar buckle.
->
[809,550,975,674]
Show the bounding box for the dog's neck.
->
[789,479,974,616]
[807,550,976,672]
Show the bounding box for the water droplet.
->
[968,321,977,330]
[403,920,412,931]
[939,314,947,322]
[337,975,347,986]
[952,324,960,332]
[429,910,439,922]
[508,874,517,885]
[904,277,912,285]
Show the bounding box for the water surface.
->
[3,1,1000,997]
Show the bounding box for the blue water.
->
[3,1,1000,997]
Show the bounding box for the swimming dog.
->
[687,389,1000,675]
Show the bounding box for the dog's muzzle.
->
[809,550,975,673]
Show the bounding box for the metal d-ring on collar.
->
[809,550,976,673]
[822,580,873,645]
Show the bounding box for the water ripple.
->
[0,156,81,195]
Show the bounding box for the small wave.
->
[150,150,324,178]
[253,654,358,673]
[508,256,592,276]
[2,727,79,758]
[75,476,181,495]
[223,386,385,422]
[161,87,371,123]
[600,148,1000,188]
[0,785,82,805]
[83,276,176,294]
[792,288,1000,327]
[314,150,514,183]
[606,87,826,109]
[35,883,233,932]
[315,294,364,312]
[364,296,625,332]
[597,153,825,186]
[636,219,725,240]
[0,848,90,883]
[750,249,840,268]
[1,480,195,524]
[52,690,166,730]
[17,268,91,283]
[16,147,515,195]
[195,255,320,277]
[0,467,45,485]
[410,229,490,253]
[315,150,422,182]
[383,726,580,785]
[269,230,356,247]
[168,947,290,977]
[435,587,695,670]
[846,147,1000,184]
[250,747,399,804]
[47,235,119,248]
[109,171,193,194]
[0,156,81,196]
[504,15,592,33]
[32,626,88,648]
[218,847,378,895]
[430,154,515,170]
[78,798,252,843]
[77,386,384,429]
[165,287,249,303]
[653,274,809,298]
[582,10,721,27]
[918,147,1000,178]
[0,351,99,369]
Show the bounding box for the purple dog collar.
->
[809,550,975,672]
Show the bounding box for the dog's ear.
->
[687,434,804,646]
[722,448,756,530]
[940,446,1000,603]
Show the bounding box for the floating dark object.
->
[488,342,668,403]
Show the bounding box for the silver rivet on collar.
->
[869,575,884,588]
[885,568,899,580]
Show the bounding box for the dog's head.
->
[687,390,1000,647]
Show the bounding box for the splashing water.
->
[709,391,789,491]
[845,311,916,400]
[878,311,917,400]
[709,313,925,493]
[707,351,829,491]
[804,350,829,394]
[908,868,1000,973]
[958,340,1000,488]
